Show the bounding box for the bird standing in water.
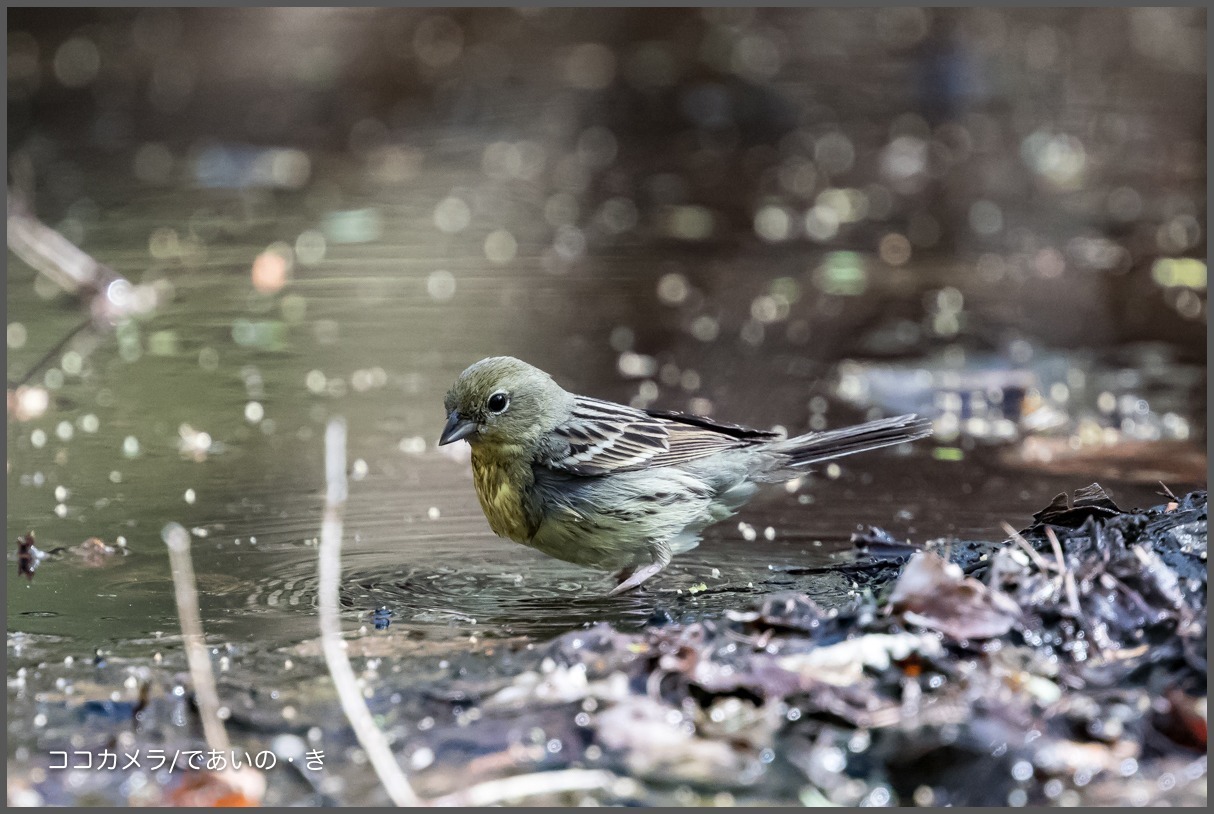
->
[440,356,932,594]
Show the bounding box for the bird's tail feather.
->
[770,414,933,468]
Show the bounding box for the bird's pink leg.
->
[608,543,671,595]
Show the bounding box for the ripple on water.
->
[235,549,864,647]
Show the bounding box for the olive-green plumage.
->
[441,356,932,594]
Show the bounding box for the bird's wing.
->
[545,396,776,475]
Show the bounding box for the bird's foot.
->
[609,561,667,595]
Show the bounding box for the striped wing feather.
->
[547,397,776,475]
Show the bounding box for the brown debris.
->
[888,550,1022,640]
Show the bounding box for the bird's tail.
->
[768,413,933,469]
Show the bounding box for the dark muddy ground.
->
[7,486,1206,806]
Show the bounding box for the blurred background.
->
[8,8,1205,409]
[5,0,1208,695]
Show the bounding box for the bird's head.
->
[440,356,573,449]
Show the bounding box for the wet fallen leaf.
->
[889,550,1021,640]
[69,536,120,566]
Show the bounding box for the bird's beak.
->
[439,410,478,446]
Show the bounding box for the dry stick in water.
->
[161,522,265,802]
[162,523,232,755]
[317,418,421,807]
[7,189,162,388]
[6,190,160,320]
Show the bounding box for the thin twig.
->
[162,522,266,802]
[1044,525,1068,598]
[7,316,95,389]
[430,768,633,807]
[162,522,231,755]
[1044,526,1065,573]
[1000,521,1052,575]
[1045,526,1082,617]
[317,418,421,807]
[8,190,122,301]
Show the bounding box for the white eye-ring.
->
[486,391,510,414]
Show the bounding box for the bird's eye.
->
[486,392,510,413]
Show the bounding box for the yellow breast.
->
[471,445,539,542]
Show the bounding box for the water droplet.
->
[484,230,517,264]
[426,270,457,301]
[434,196,471,233]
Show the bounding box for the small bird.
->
[440,356,932,594]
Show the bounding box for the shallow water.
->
[6,171,1198,675]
